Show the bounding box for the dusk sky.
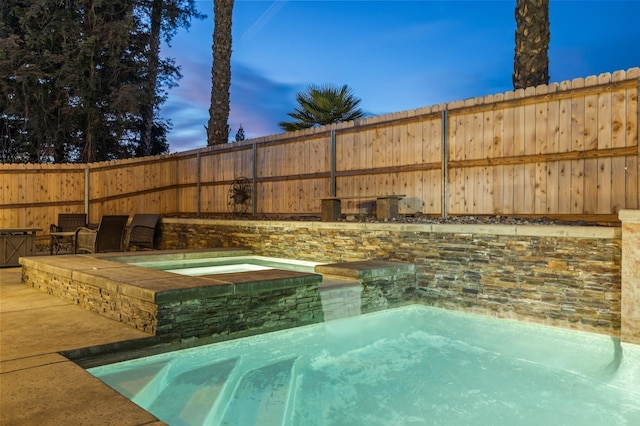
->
[160,0,640,153]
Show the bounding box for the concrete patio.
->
[0,266,164,425]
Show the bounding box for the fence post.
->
[196,151,201,216]
[84,166,89,217]
[441,109,449,218]
[330,130,336,197]
[252,143,257,216]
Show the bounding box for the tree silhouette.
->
[235,125,245,142]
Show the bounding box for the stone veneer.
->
[19,249,324,341]
[158,218,628,339]
[317,260,417,313]
[620,210,640,344]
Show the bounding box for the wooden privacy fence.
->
[1,68,638,235]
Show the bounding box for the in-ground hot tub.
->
[20,248,417,353]
[117,254,322,276]
[19,248,327,341]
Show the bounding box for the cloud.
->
[160,54,211,151]
[229,62,302,139]
[162,60,301,152]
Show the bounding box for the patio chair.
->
[50,213,87,254]
[126,214,160,250]
[75,215,129,254]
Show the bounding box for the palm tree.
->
[207,0,233,145]
[512,0,550,89]
[279,84,364,132]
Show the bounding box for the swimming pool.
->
[89,305,640,425]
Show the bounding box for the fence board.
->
[491,96,504,214]
[547,94,559,213]
[449,109,465,214]
[338,130,356,209]
[523,95,537,214]
[364,124,375,199]
[514,90,528,217]
[597,88,613,213]
[584,158,598,214]
[501,96,515,214]
[462,110,475,213]
[484,105,496,213]
[471,110,482,213]
[24,167,35,227]
[403,118,420,212]
[626,82,639,208]
[399,116,411,211]
[412,116,426,213]
[558,85,572,213]
[533,89,547,214]
[428,114,442,213]
[585,78,599,151]
[627,155,639,209]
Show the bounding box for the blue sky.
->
[160,0,640,152]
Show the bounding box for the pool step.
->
[97,359,170,401]
[147,357,239,425]
[112,354,302,425]
[215,356,300,425]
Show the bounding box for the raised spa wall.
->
[20,249,417,345]
[157,210,640,344]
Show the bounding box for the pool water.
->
[125,255,322,276]
[89,306,640,426]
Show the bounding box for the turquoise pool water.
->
[89,306,640,425]
[124,255,322,276]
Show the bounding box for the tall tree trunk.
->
[513,0,550,89]
[82,0,97,163]
[140,0,163,156]
[83,116,96,163]
[208,0,233,145]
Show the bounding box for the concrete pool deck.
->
[0,266,164,425]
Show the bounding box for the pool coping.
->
[159,217,622,239]
[19,248,324,304]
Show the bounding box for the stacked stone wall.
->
[159,219,621,335]
[156,285,324,341]
[20,254,326,341]
[21,266,159,334]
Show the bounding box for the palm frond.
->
[279,83,364,131]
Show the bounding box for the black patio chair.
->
[126,214,160,250]
[49,213,87,254]
[75,215,129,254]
